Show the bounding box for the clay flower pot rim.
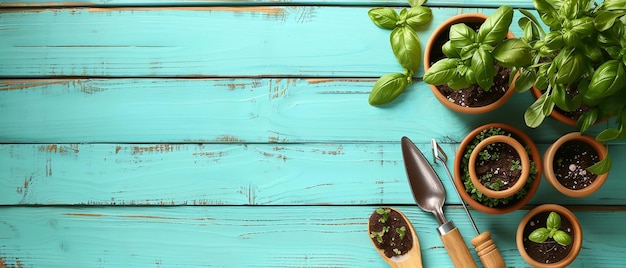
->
[543,132,609,198]
[423,13,517,114]
[453,123,543,214]
[469,135,530,199]
[516,204,582,267]
[530,87,610,126]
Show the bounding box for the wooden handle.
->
[471,232,506,268]
[440,227,477,268]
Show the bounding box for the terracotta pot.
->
[453,123,542,214]
[468,135,530,199]
[516,204,583,267]
[543,132,609,197]
[423,13,516,114]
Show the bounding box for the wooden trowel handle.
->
[440,226,477,268]
[471,231,506,268]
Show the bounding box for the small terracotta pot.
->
[453,123,542,214]
[516,204,583,267]
[423,13,516,114]
[469,135,530,199]
[543,132,609,197]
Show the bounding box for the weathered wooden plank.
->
[2,142,625,206]
[1,78,602,143]
[0,0,535,8]
[0,206,624,267]
[0,7,532,77]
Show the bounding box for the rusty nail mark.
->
[115,146,121,154]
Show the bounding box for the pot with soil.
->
[516,204,582,267]
[368,207,422,267]
[543,132,609,198]
[454,123,542,214]
[422,6,531,114]
[468,135,530,199]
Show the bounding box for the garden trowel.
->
[401,136,478,268]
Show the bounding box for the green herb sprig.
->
[528,211,573,246]
[367,0,433,106]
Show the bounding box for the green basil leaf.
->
[525,93,549,127]
[448,74,471,90]
[552,85,576,112]
[460,45,478,61]
[477,5,513,46]
[472,48,496,90]
[587,60,626,99]
[542,92,556,116]
[534,70,550,91]
[515,69,537,92]
[602,0,626,10]
[442,40,460,58]
[449,23,477,50]
[562,31,579,47]
[405,6,433,30]
[424,58,458,85]
[519,9,546,35]
[596,128,621,141]
[528,228,549,243]
[519,17,540,42]
[580,41,604,62]
[553,230,572,246]
[492,38,532,67]
[390,26,421,72]
[555,48,584,84]
[544,31,564,50]
[368,8,399,30]
[577,109,598,133]
[570,17,595,36]
[588,152,612,175]
[547,212,561,229]
[368,73,409,106]
[533,0,561,29]
[560,0,578,20]
[594,10,623,31]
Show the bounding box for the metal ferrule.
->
[437,220,456,236]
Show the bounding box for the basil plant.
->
[515,0,626,174]
[423,6,532,91]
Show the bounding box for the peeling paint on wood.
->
[132,145,178,154]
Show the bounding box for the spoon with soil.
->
[368,207,422,268]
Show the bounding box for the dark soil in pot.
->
[521,211,574,264]
[553,140,599,190]
[475,142,523,191]
[461,128,538,208]
[368,208,413,258]
[428,22,510,108]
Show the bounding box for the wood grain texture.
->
[2,142,626,206]
[1,206,625,267]
[0,0,535,8]
[1,78,608,143]
[0,7,534,78]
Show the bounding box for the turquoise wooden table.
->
[1,1,625,267]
